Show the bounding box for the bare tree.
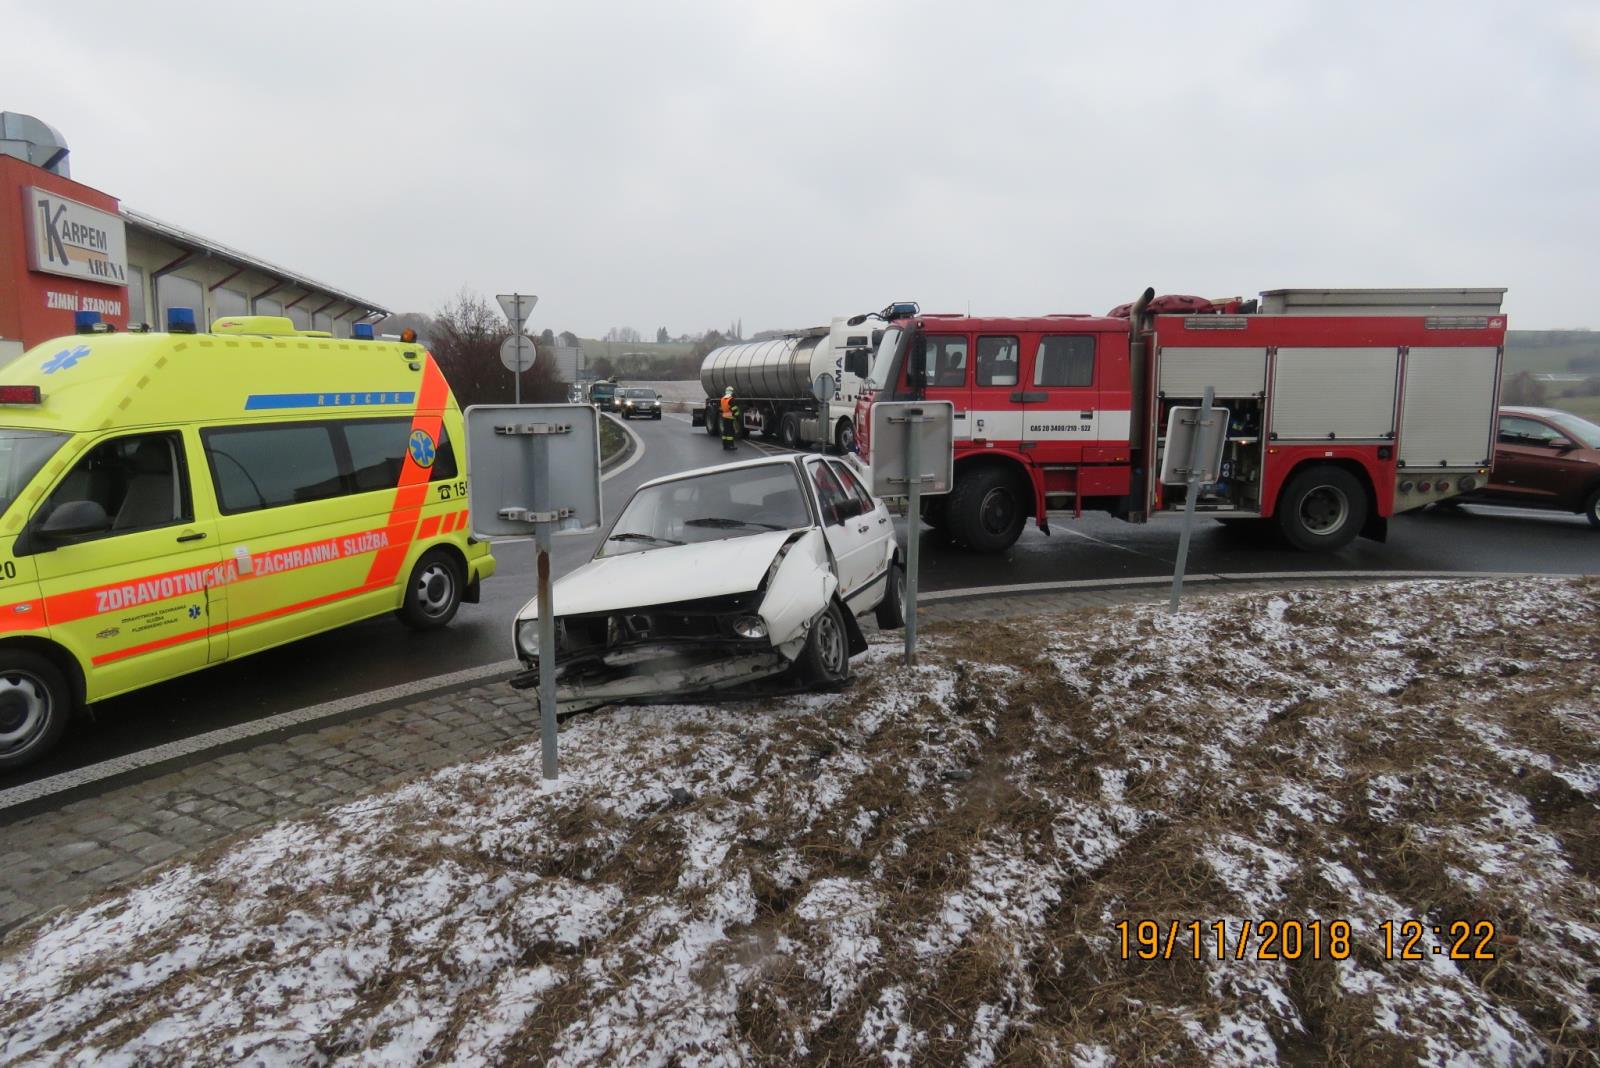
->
[430,289,563,407]
[1501,371,1547,407]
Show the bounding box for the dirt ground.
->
[1,578,1596,1066]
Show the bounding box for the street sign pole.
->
[1169,386,1216,612]
[904,410,921,665]
[513,295,525,405]
[532,429,557,778]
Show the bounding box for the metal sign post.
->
[868,401,955,667]
[465,404,601,782]
[496,293,539,405]
[1165,386,1225,611]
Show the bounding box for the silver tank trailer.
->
[699,335,830,401]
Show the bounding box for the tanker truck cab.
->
[0,311,496,770]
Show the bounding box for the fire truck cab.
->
[852,288,1507,553]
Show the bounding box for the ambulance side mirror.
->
[38,500,112,541]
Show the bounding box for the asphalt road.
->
[3,411,1595,790]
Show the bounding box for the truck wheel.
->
[1276,465,1367,551]
[398,549,464,630]
[797,602,851,684]
[1583,486,1600,529]
[874,563,906,630]
[0,651,72,771]
[947,467,1028,552]
[779,413,802,450]
[705,410,720,437]
[834,418,856,455]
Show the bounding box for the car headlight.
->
[516,618,540,659]
[732,615,768,639]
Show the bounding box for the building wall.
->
[0,156,128,360]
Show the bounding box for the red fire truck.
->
[849,288,1507,553]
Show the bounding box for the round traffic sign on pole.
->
[500,334,536,373]
[812,373,836,402]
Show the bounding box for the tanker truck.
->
[691,315,887,452]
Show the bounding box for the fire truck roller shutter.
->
[1398,347,1499,468]
[1270,348,1398,441]
[1158,347,1267,398]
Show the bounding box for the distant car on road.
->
[510,454,905,713]
[618,387,663,420]
[1455,406,1600,527]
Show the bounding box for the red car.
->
[1460,406,1600,527]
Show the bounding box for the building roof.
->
[121,207,389,318]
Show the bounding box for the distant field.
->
[1504,330,1600,376]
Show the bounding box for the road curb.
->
[600,412,636,473]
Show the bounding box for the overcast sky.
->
[6,1,1597,333]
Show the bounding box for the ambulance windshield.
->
[0,430,70,521]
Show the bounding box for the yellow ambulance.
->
[0,311,496,768]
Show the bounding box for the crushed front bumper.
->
[510,639,788,713]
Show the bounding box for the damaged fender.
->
[757,528,837,659]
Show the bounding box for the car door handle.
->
[857,524,871,534]
[1080,410,1095,419]
[1010,391,1048,404]
[176,531,207,543]
[953,411,967,419]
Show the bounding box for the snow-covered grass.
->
[1,577,1597,1066]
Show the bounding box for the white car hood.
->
[517,528,804,621]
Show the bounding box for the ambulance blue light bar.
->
[74,311,101,334]
[167,307,197,334]
[352,323,375,340]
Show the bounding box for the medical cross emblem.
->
[408,429,436,468]
[42,345,90,374]
[187,605,203,620]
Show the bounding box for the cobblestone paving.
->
[0,576,1420,938]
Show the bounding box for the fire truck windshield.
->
[866,327,903,391]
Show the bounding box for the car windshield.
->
[625,389,657,399]
[1547,411,1600,449]
[0,429,71,522]
[600,464,811,557]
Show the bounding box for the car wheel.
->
[1584,486,1600,529]
[1276,465,1367,552]
[874,563,906,630]
[834,418,856,455]
[798,602,851,684]
[398,549,464,630]
[947,467,1028,552]
[0,651,72,771]
[779,413,802,450]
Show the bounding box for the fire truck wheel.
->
[948,467,1028,552]
[0,651,72,771]
[1276,465,1367,552]
[780,413,802,449]
[874,562,906,630]
[834,418,857,455]
[1583,486,1600,528]
[798,602,851,684]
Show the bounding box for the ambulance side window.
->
[34,432,191,540]
[340,419,457,494]
[202,425,344,514]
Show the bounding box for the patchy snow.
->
[1,577,1597,1066]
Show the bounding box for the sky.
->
[4,1,1597,334]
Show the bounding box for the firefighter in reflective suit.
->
[719,387,739,451]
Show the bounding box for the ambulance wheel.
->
[875,563,906,630]
[779,413,802,449]
[798,602,851,684]
[399,550,463,630]
[948,467,1028,552]
[0,651,72,771]
[1276,465,1367,552]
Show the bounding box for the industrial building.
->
[0,112,387,361]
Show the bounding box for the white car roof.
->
[634,454,805,492]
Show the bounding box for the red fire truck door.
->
[1019,333,1103,461]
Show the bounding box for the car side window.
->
[830,461,876,513]
[36,432,190,538]
[1498,416,1562,446]
[809,461,854,525]
[976,336,1019,386]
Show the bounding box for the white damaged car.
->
[511,455,905,711]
